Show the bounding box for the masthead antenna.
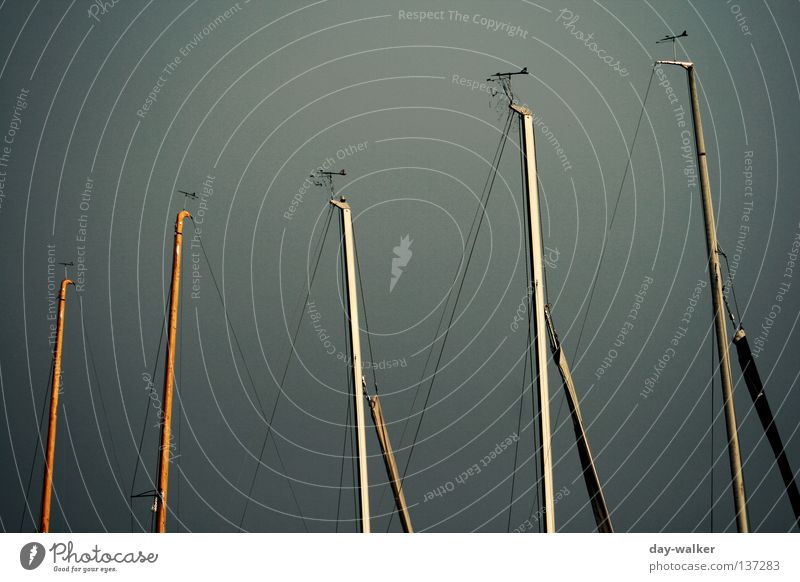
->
[656,30,687,59]
[486,67,528,103]
[57,261,73,277]
[311,168,347,199]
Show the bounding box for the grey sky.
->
[1,0,799,533]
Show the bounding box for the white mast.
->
[657,60,749,532]
[330,195,371,533]
[510,98,556,533]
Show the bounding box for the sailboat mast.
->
[658,60,748,532]
[330,197,371,533]
[155,209,191,533]
[39,278,73,533]
[512,102,556,533]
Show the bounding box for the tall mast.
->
[485,68,556,534]
[155,209,191,533]
[657,60,748,532]
[39,278,73,533]
[330,196,371,533]
[514,101,555,533]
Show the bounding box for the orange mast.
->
[155,210,191,532]
[39,278,73,533]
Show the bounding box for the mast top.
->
[510,102,532,116]
[329,197,350,210]
[656,59,694,70]
[487,67,528,105]
[175,210,192,234]
[486,66,528,81]
[59,279,74,298]
[312,168,346,199]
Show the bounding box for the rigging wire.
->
[18,359,55,532]
[218,209,328,528]
[189,214,331,534]
[384,108,516,531]
[228,206,335,531]
[349,380,358,532]
[129,302,168,533]
[215,207,334,531]
[351,220,379,394]
[507,321,531,532]
[82,323,128,526]
[389,107,515,460]
[571,66,657,366]
[334,384,352,532]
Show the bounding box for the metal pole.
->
[512,103,556,533]
[330,198,371,533]
[39,278,73,533]
[155,210,191,533]
[658,60,748,532]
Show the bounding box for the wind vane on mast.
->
[58,261,73,277]
[487,65,557,532]
[656,30,687,59]
[312,168,346,199]
[486,67,528,102]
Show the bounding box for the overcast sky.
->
[1,0,799,533]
